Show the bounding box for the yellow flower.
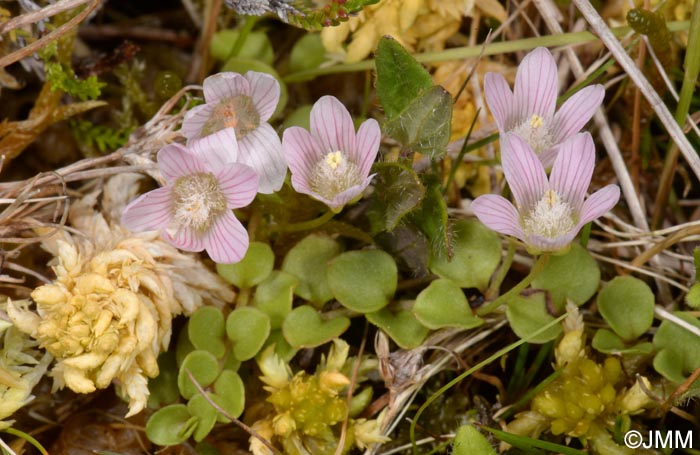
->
[7,174,234,417]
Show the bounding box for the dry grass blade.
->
[0,0,91,34]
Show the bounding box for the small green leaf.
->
[591,329,654,355]
[597,276,654,341]
[531,243,600,311]
[375,36,433,119]
[146,404,197,446]
[686,282,700,308]
[265,330,298,362]
[410,179,449,257]
[188,306,226,358]
[289,33,326,75]
[253,271,298,329]
[148,352,180,408]
[214,370,245,420]
[453,425,497,455]
[282,234,342,307]
[216,241,275,288]
[178,350,220,400]
[282,305,350,348]
[210,30,274,65]
[383,85,452,159]
[367,162,425,234]
[327,250,397,313]
[226,307,271,361]
[414,279,484,330]
[366,307,429,349]
[429,219,501,290]
[187,394,219,442]
[653,312,700,383]
[506,293,562,344]
[220,58,287,117]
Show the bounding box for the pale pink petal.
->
[189,128,238,167]
[283,126,324,187]
[327,175,373,212]
[121,187,172,232]
[203,210,249,264]
[238,123,286,194]
[310,96,355,155]
[500,133,548,212]
[163,226,205,253]
[157,144,207,183]
[537,145,559,169]
[214,163,259,209]
[203,72,250,103]
[526,231,578,253]
[577,184,620,226]
[513,47,558,121]
[353,118,381,177]
[484,72,515,130]
[244,71,280,122]
[471,194,525,240]
[181,104,215,140]
[552,85,604,143]
[549,133,595,213]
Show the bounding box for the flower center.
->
[511,114,554,154]
[171,172,227,232]
[309,151,363,201]
[522,189,576,239]
[201,95,260,140]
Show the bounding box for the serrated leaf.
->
[375,36,433,119]
[367,162,425,234]
[410,179,449,257]
[383,85,452,159]
[327,250,397,313]
[226,307,271,361]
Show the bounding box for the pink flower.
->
[282,96,381,212]
[471,132,619,253]
[121,134,259,264]
[484,47,605,167]
[181,71,285,194]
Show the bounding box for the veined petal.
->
[513,47,558,121]
[238,123,286,194]
[157,144,207,183]
[327,175,373,212]
[471,194,525,240]
[215,163,259,209]
[283,126,324,185]
[203,72,250,103]
[203,210,249,264]
[500,133,548,211]
[577,184,620,227]
[181,104,214,140]
[549,132,595,213]
[245,71,280,122]
[163,225,205,252]
[121,187,172,232]
[310,96,356,155]
[526,231,578,253]
[484,72,515,130]
[190,128,239,168]
[552,84,604,143]
[537,145,559,169]
[353,118,381,177]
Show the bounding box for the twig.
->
[0,0,90,34]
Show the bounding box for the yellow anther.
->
[544,189,557,208]
[530,114,544,129]
[324,151,344,170]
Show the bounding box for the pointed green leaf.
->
[453,425,497,455]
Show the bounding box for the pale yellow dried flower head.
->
[7,174,234,417]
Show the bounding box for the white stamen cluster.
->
[523,189,575,238]
[171,172,227,232]
[511,114,555,154]
[309,151,362,201]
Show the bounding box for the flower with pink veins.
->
[282,95,381,212]
[181,71,286,194]
[121,133,259,264]
[484,47,605,167]
[471,132,619,253]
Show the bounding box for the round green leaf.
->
[210,30,274,65]
[282,305,350,348]
[281,234,342,307]
[366,308,429,349]
[265,329,298,362]
[146,404,197,446]
[453,425,497,455]
[220,58,287,118]
[327,250,397,313]
[187,394,219,442]
[413,279,484,330]
[531,243,600,311]
[597,276,654,340]
[506,293,562,344]
[216,241,274,288]
[214,370,245,420]
[253,271,298,329]
[178,350,220,399]
[226,307,271,361]
[685,282,700,308]
[653,312,700,383]
[288,33,326,74]
[428,220,501,290]
[591,329,654,355]
[188,306,226,358]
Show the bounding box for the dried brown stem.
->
[0,0,90,35]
